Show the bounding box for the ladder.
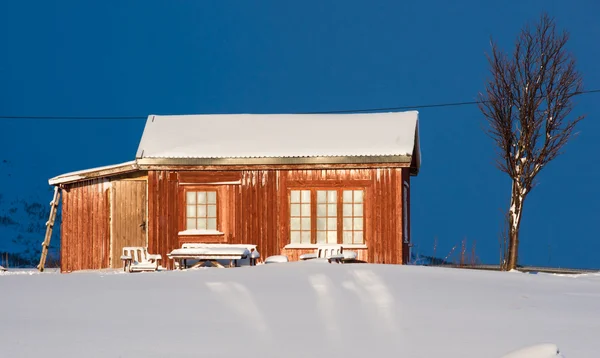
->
[37,186,61,272]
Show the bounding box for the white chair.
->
[121,247,162,272]
[299,244,357,263]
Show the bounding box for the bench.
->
[168,243,260,269]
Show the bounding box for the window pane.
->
[317,190,327,203]
[290,231,301,243]
[207,218,217,230]
[186,205,196,217]
[186,218,196,229]
[327,218,337,230]
[343,231,353,244]
[290,218,301,230]
[207,192,217,204]
[353,219,363,231]
[354,204,363,217]
[317,232,327,244]
[343,218,353,231]
[197,218,207,230]
[197,192,207,204]
[301,190,311,203]
[354,231,364,244]
[327,231,337,243]
[343,190,352,203]
[317,218,326,231]
[343,204,352,216]
[327,204,337,216]
[290,204,300,217]
[197,205,207,217]
[290,190,300,203]
[301,218,311,230]
[208,204,217,217]
[327,190,337,203]
[301,204,311,216]
[186,191,196,204]
[317,204,327,216]
[301,231,311,244]
[354,190,363,203]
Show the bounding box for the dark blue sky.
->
[1,1,598,268]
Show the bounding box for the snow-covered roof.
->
[135,111,420,166]
[48,161,139,185]
[49,111,422,185]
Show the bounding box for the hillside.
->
[0,160,60,267]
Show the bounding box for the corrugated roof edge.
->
[135,155,413,166]
[48,161,139,186]
[48,153,418,186]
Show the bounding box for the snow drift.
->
[2,263,599,357]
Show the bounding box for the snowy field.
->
[2,263,600,358]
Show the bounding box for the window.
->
[185,191,217,230]
[289,188,365,245]
[317,190,338,244]
[290,190,311,244]
[342,190,364,244]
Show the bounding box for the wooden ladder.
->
[37,186,61,272]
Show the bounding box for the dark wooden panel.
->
[402,169,411,263]
[60,179,110,272]
[110,180,147,268]
[178,171,242,184]
[147,171,179,270]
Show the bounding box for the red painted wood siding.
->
[59,167,412,271]
[60,179,110,272]
[147,171,179,270]
[146,168,410,267]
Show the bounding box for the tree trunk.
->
[506,179,524,270]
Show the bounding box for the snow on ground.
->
[1,263,599,357]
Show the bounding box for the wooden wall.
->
[59,166,412,272]
[60,179,110,272]
[146,167,410,267]
[147,171,179,270]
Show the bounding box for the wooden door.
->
[110,180,147,268]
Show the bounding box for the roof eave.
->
[136,155,413,166]
[48,161,141,186]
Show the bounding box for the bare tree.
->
[479,13,585,271]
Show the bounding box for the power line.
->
[0,89,598,119]
[0,115,146,120]
[301,100,482,114]
[303,88,600,114]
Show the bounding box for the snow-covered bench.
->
[120,247,162,272]
[168,243,260,269]
[299,244,358,263]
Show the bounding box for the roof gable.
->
[135,111,420,161]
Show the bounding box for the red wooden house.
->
[48,111,421,272]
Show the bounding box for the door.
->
[110,180,147,268]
